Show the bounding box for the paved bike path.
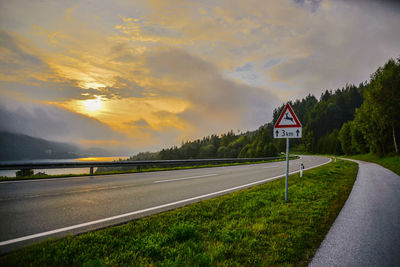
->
[310,159,400,266]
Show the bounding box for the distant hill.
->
[0,131,82,161]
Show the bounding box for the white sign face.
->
[273,103,302,139]
[274,128,302,138]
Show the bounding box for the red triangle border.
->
[274,103,302,128]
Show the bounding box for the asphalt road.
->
[309,159,400,266]
[0,155,329,253]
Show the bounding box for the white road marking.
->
[262,165,280,169]
[0,157,331,247]
[0,184,137,201]
[154,174,217,183]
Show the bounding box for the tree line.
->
[130,57,399,160]
[131,128,278,160]
[338,58,399,156]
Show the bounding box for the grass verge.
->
[345,154,400,176]
[0,158,293,182]
[0,160,358,266]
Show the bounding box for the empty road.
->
[0,155,329,253]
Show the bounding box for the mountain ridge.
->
[0,131,108,161]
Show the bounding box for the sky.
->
[0,0,399,155]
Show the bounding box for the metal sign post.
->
[273,103,302,202]
[285,138,289,202]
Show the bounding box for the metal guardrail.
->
[0,157,295,176]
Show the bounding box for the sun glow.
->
[83,96,103,112]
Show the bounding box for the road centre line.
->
[0,157,331,247]
[153,174,217,183]
[0,184,137,201]
[262,165,280,169]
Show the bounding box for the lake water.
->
[0,156,130,178]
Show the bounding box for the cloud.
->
[136,0,400,99]
[269,1,400,96]
[339,0,400,11]
[293,0,323,12]
[0,29,96,102]
[263,59,282,69]
[144,47,280,139]
[0,96,124,146]
[124,119,150,128]
[1,0,400,154]
[0,30,43,67]
[235,63,253,72]
[0,30,50,83]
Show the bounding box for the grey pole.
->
[285,138,289,202]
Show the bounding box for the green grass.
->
[345,154,400,176]
[0,158,293,182]
[0,160,358,266]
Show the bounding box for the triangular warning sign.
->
[274,103,302,128]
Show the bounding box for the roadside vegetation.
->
[0,160,358,266]
[346,154,400,176]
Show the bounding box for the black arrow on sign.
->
[296,129,300,136]
[275,130,279,137]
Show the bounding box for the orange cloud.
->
[79,139,122,146]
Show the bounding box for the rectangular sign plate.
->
[274,127,302,138]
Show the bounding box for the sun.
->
[82,96,103,112]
